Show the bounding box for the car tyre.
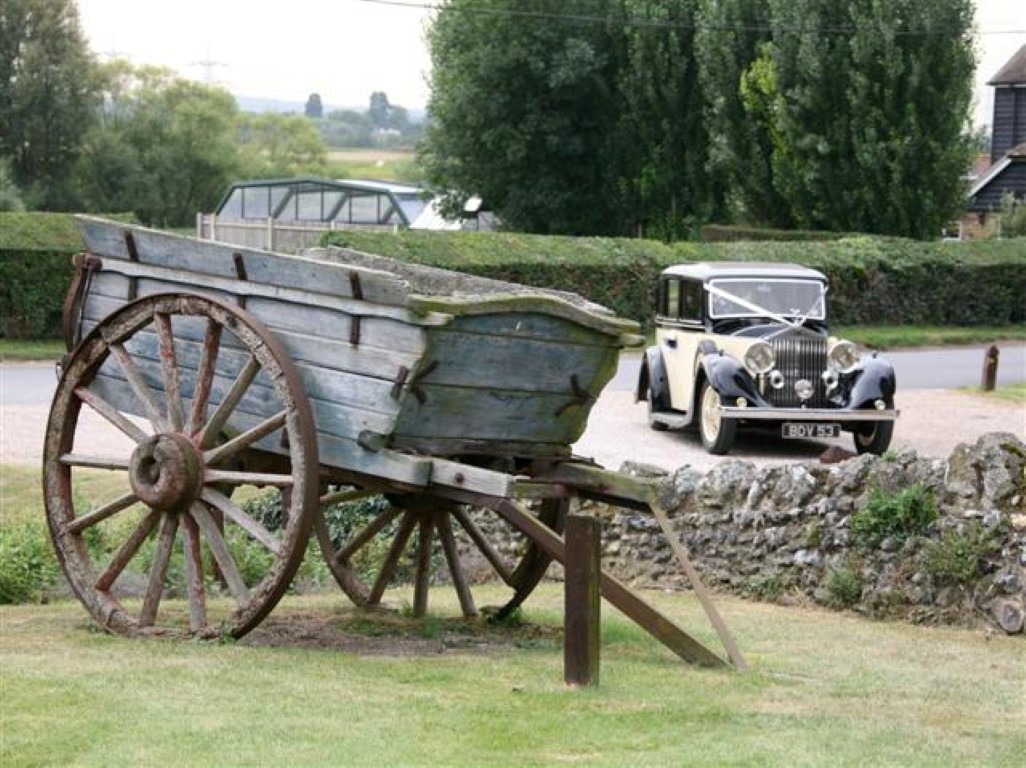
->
[853,414,894,456]
[699,380,736,455]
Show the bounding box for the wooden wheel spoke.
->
[203,411,287,466]
[46,290,317,641]
[198,354,260,449]
[201,488,281,556]
[368,512,418,604]
[154,312,185,430]
[94,510,160,592]
[204,469,294,487]
[180,513,207,632]
[65,491,138,535]
[190,504,250,604]
[333,506,402,565]
[186,318,222,436]
[108,342,169,432]
[74,387,149,444]
[60,453,131,472]
[437,514,476,617]
[412,515,436,617]
[139,513,179,627]
[453,508,513,584]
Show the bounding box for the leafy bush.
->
[0,520,60,604]
[0,251,75,339]
[823,565,863,609]
[323,229,1026,330]
[245,490,412,584]
[923,522,1000,586]
[700,224,850,242]
[851,484,938,549]
[5,211,1025,340]
[999,192,1026,238]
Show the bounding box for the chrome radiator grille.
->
[768,332,829,408]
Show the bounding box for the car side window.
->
[681,281,702,322]
[662,279,681,320]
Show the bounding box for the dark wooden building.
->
[965,45,1026,233]
[988,45,1026,162]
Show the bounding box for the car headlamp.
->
[744,341,775,376]
[828,340,860,374]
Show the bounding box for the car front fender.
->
[637,346,671,408]
[700,352,770,407]
[847,355,897,409]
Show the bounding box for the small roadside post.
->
[981,345,999,392]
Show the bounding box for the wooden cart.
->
[43,218,739,668]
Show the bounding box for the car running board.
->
[650,411,690,430]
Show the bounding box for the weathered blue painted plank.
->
[393,386,594,443]
[78,216,412,306]
[418,330,619,393]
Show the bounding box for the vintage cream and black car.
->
[636,262,898,456]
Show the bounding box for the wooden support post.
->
[564,514,601,687]
[981,344,999,392]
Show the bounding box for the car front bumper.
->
[718,407,899,422]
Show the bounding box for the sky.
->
[76,0,1026,127]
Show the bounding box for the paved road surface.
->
[3,345,1023,472]
[3,344,1024,406]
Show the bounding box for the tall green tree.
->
[610,0,724,239]
[237,112,329,177]
[0,0,99,210]
[305,92,323,119]
[421,0,623,234]
[752,0,975,237]
[0,157,25,211]
[695,0,791,226]
[75,64,242,226]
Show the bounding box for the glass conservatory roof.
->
[213,177,455,229]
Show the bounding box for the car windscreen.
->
[707,278,826,320]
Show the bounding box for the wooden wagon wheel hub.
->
[128,433,203,512]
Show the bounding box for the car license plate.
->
[781,423,841,439]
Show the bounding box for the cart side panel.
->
[391,312,620,457]
[76,261,438,485]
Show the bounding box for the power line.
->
[348,0,1025,38]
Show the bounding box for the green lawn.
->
[837,324,1026,350]
[2,586,1024,767]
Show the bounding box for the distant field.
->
[328,148,413,163]
[328,148,419,181]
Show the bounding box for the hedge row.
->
[0,250,75,339]
[1,213,1024,339]
[699,224,851,242]
[323,230,1026,329]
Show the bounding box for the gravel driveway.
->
[3,373,1023,471]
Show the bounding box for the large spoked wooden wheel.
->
[315,493,567,620]
[43,294,318,639]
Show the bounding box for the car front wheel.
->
[853,417,894,456]
[699,381,737,455]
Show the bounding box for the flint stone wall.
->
[583,433,1026,632]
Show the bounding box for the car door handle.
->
[664,336,677,349]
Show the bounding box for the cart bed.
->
[72,218,641,486]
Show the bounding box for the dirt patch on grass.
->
[239,606,561,657]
